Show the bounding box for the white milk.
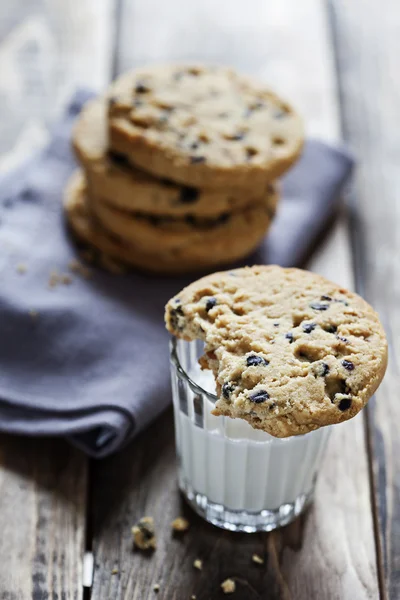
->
[173,366,330,513]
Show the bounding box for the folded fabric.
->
[0,91,354,457]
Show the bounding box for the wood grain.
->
[0,0,115,157]
[90,1,378,598]
[0,1,115,597]
[0,436,86,599]
[329,0,400,597]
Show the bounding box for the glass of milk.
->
[170,337,331,532]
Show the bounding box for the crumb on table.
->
[111,568,119,575]
[221,579,236,594]
[16,263,27,274]
[48,270,61,288]
[153,583,160,592]
[252,553,264,565]
[132,516,156,550]
[171,517,190,533]
[68,258,92,279]
[193,559,202,570]
[61,274,72,285]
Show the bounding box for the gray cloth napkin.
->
[0,91,353,457]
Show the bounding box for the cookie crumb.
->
[16,263,27,274]
[191,596,197,599]
[111,568,119,575]
[61,274,73,285]
[252,554,264,565]
[132,516,156,550]
[221,579,236,594]
[48,270,61,288]
[29,309,38,320]
[171,517,190,533]
[193,559,203,570]
[153,583,160,592]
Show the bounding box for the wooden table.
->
[0,1,397,598]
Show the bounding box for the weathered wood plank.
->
[0,436,87,599]
[0,1,115,597]
[329,0,400,596]
[91,1,378,598]
[0,0,115,157]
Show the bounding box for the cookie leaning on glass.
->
[165,265,388,437]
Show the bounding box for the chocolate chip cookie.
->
[165,265,388,437]
[64,172,275,274]
[73,99,278,217]
[108,65,304,192]
[90,182,277,253]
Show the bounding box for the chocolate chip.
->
[216,212,230,225]
[336,335,349,343]
[321,295,332,301]
[135,81,150,93]
[109,151,130,168]
[174,298,181,304]
[310,302,330,311]
[314,363,330,377]
[285,332,294,343]
[302,323,316,334]
[149,215,162,226]
[205,297,217,312]
[249,390,270,403]
[324,324,338,334]
[108,96,117,106]
[179,187,199,204]
[248,101,265,112]
[160,178,175,187]
[190,142,199,150]
[245,147,258,160]
[228,132,245,141]
[246,355,269,367]
[169,305,184,331]
[269,403,277,410]
[190,156,206,164]
[334,298,349,306]
[342,359,355,371]
[273,323,280,327]
[338,398,352,411]
[222,383,235,399]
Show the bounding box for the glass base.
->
[180,478,313,532]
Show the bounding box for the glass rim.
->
[169,337,332,441]
[169,336,218,404]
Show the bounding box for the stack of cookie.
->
[64,65,304,275]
